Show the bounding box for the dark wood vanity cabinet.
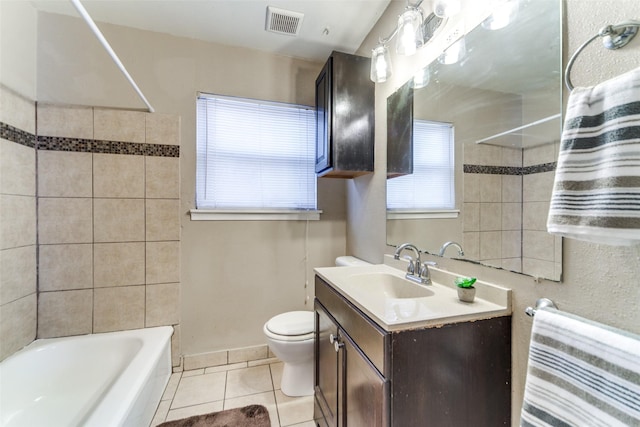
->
[315,51,375,178]
[315,302,388,427]
[314,275,511,427]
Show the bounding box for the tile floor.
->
[151,358,315,427]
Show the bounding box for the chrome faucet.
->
[393,243,432,285]
[438,241,464,258]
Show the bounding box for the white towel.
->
[521,308,640,427]
[547,66,640,245]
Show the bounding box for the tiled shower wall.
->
[0,84,182,365]
[463,143,523,271]
[36,104,181,366]
[522,143,562,280]
[0,86,38,361]
[463,141,562,279]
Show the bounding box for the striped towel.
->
[547,66,640,245]
[520,308,640,427]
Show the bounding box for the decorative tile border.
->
[0,122,36,148]
[37,135,180,157]
[36,136,92,152]
[1,121,180,157]
[464,162,556,176]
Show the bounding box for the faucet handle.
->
[418,261,435,284]
[402,255,415,274]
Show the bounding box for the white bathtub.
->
[0,326,173,427]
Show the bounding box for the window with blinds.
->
[196,93,317,211]
[387,120,455,210]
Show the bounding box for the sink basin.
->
[314,263,511,330]
[346,273,434,299]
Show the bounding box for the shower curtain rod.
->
[69,0,155,113]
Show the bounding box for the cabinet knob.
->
[330,334,344,352]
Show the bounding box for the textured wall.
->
[354,0,640,424]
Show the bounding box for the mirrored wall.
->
[386,0,563,281]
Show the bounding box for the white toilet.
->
[264,256,371,397]
[263,311,315,396]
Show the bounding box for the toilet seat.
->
[264,311,314,342]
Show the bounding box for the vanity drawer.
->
[315,275,387,374]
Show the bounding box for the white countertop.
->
[314,263,512,332]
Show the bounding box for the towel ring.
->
[525,298,558,317]
[565,20,640,91]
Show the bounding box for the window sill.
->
[387,209,459,220]
[190,209,322,221]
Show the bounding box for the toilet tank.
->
[335,256,371,267]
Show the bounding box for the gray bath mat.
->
[158,404,271,427]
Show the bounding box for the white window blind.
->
[196,94,317,210]
[387,120,455,210]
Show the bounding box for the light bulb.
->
[396,8,424,56]
[370,45,392,83]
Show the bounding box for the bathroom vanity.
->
[313,264,512,426]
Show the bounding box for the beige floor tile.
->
[162,373,182,401]
[275,390,314,427]
[225,365,274,399]
[205,362,247,374]
[171,371,226,409]
[165,401,224,422]
[248,357,280,367]
[270,362,284,390]
[224,391,279,427]
[150,400,171,426]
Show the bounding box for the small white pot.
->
[457,287,476,303]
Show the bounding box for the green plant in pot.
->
[455,277,477,303]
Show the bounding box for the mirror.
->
[386,0,563,281]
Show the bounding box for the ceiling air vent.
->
[265,6,304,36]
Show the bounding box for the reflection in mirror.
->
[386,0,563,281]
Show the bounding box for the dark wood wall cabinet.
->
[315,51,375,178]
[386,80,413,179]
[314,275,512,427]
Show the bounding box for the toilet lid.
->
[266,311,314,336]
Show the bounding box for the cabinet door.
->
[342,332,388,427]
[315,304,340,427]
[386,80,413,178]
[315,57,332,174]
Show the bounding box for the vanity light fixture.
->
[371,44,393,83]
[396,6,425,56]
[482,0,519,30]
[438,36,466,64]
[370,0,446,83]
